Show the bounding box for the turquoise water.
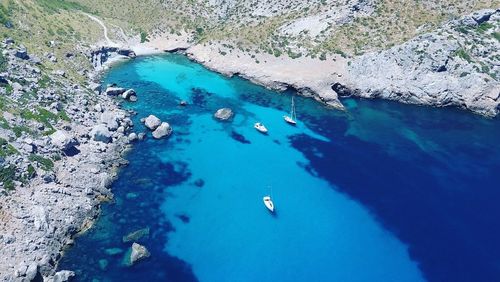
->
[59,54,500,282]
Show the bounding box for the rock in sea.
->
[105,87,126,96]
[152,122,172,139]
[144,115,161,130]
[127,243,150,266]
[214,108,234,121]
[122,89,137,101]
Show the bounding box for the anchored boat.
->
[284,96,297,125]
[263,196,274,212]
[254,122,268,134]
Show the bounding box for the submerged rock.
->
[144,115,161,130]
[152,122,172,139]
[104,248,123,256]
[214,108,234,121]
[122,227,150,243]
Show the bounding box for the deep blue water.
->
[59,54,500,282]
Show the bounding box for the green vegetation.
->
[20,107,70,135]
[493,32,500,42]
[0,137,18,157]
[36,0,89,13]
[140,30,149,43]
[455,48,472,63]
[29,154,54,171]
[0,1,12,26]
[0,52,7,72]
[0,165,16,190]
[476,22,493,33]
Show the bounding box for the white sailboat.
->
[254,122,268,134]
[284,96,297,125]
[263,196,274,212]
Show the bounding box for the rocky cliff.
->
[346,9,500,117]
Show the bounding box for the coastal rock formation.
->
[128,243,150,265]
[0,38,132,280]
[90,47,136,70]
[152,122,173,139]
[214,108,234,120]
[46,270,75,282]
[144,115,161,130]
[346,9,500,117]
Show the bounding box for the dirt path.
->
[83,13,119,47]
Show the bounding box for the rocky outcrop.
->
[214,108,234,120]
[346,9,500,117]
[89,47,136,69]
[46,270,75,282]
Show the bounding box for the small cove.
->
[59,54,500,282]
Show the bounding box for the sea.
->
[58,54,500,282]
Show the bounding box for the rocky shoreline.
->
[0,40,137,281]
[0,5,498,282]
[175,9,499,117]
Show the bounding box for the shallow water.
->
[59,54,500,282]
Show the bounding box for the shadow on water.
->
[291,97,500,282]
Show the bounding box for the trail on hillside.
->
[82,13,119,47]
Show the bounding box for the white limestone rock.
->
[152,122,172,139]
[144,115,161,130]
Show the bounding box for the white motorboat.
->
[284,96,297,125]
[263,196,274,212]
[254,122,268,134]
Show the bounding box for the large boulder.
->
[101,111,119,131]
[15,47,29,60]
[214,108,234,121]
[144,115,161,130]
[50,130,77,151]
[90,124,112,143]
[128,243,150,265]
[105,87,126,96]
[118,49,136,58]
[152,122,172,139]
[25,263,38,281]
